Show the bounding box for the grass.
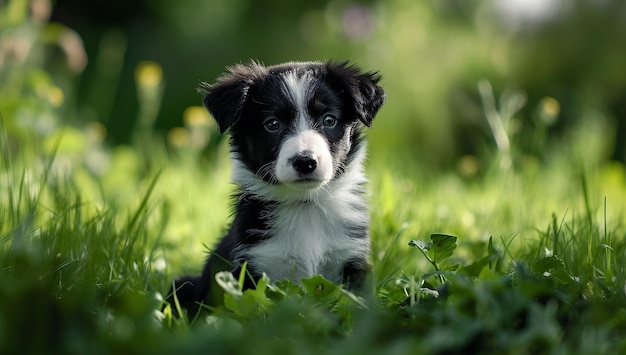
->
[2,9,626,351]
[3,2,626,353]
[2,117,626,354]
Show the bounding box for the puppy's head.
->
[200,61,385,195]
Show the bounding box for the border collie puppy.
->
[169,61,385,316]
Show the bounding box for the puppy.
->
[168,61,385,316]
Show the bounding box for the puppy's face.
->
[235,69,355,190]
[201,61,385,194]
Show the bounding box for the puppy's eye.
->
[264,118,281,132]
[322,114,337,128]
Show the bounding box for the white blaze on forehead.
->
[274,69,334,189]
[282,70,316,132]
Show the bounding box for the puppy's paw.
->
[165,275,203,317]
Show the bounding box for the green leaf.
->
[442,264,459,272]
[301,275,341,302]
[460,237,501,277]
[430,233,457,264]
[338,289,368,310]
[266,278,304,301]
[408,239,431,253]
[532,256,565,274]
[459,256,489,278]
[420,288,440,298]
[221,273,273,318]
[488,236,495,255]
[531,255,576,285]
[215,271,242,297]
[422,270,456,281]
[237,262,247,288]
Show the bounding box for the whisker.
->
[255,162,277,184]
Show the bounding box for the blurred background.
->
[4,2,626,351]
[2,0,626,173]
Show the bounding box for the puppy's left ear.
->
[199,62,267,134]
[328,62,386,127]
[199,78,248,134]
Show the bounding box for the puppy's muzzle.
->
[291,150,318,175]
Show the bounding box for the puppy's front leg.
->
[167,275,206,317]
[342,257,372,291]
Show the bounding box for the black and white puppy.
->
[169,61,385,316]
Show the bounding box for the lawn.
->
[2,112,626,354]
[2,2,626,353]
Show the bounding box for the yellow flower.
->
[167,127,189,148]
[135,61,163,88]
[539,97,560,125]
[183,106,212,127]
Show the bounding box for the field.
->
[3,1,626,354]
[2,110,626,354]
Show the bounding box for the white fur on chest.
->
[243,197,369,284]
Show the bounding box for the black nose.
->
[292,151,318,174]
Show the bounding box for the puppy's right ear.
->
[199,62,267,134]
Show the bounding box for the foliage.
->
[3,1,626,354]
[3,155,626,354]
